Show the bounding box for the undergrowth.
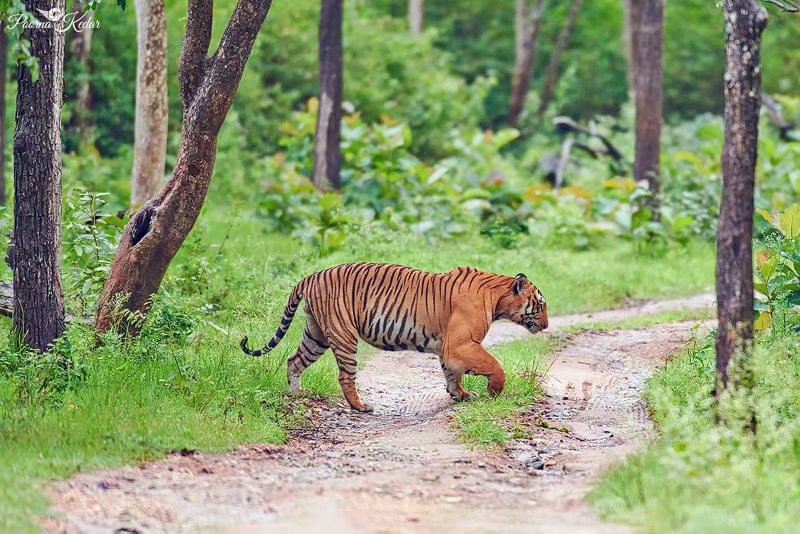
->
[589,313,800,532]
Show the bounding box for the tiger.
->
[240,263,548,413]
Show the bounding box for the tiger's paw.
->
[453,390,478,402]
[352,403,374,413]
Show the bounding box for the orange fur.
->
[241,263,548,412]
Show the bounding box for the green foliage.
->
[590,318,800,532]
[62,191,125,316]
[754,204,800,331]
[454,336,555,447]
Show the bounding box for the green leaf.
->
[754,311,772,331]
[779,204,800,239]
[117,0,126,10]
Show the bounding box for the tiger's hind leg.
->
[439,358,477,402]
[286,313,329,392]
[329,332,372,413]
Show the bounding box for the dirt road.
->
[46,294,714,533]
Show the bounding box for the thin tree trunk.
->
[131,0,168,208]
[509,0,545,128]
[12,0,67,351]
[0,22,7,205]
[622,0,635,102]
[631,0,664,200]
[95,0,274,334]
[69,0,94,139]
[715,0,767,395]
[408,0,423,35]
[537,0,582,116]
[312,0,343,190]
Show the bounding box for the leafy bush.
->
[754,204,800,331]
[62,191,125,317]
[591,316,800,531]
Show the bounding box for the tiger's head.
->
[496,273,548,334]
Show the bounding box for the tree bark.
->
[622,0,635,102]
[631,0,664,199]
[131,0,168,208]
[715,0,767,395]
[69,0,94,139]
[312,0,343,190]
[95,0,274,334]
[509,0,545,128]
[13,0,67,352]
[537,0,582,116]
[408,0,423,35]
[0,22,7,205]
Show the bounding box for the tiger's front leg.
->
[443,342,506,397]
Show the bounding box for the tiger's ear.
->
[513,273,528,295]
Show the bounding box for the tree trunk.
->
[537,0,582,116]
[69,0,94,139]
[95,0,274,334]
[509,0,545,128]
[622,0,635,102]
[715,0,767,395]
[631,0,664,200]
[0,22,7,205]
[12,0,67,352]
[408,0,423,35]
[131,0,168,208]
[312,0,343,190]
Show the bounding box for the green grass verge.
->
[566,308,716,334]
[0,218,714,530]
[589,323,800,532]
[454,335,563,447]
[452,308,716,449]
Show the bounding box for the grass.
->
[0,211,714,530]
[565,308,716,334]
[451,307,716,448]
[454,335,562,447]
[589,318,800,532]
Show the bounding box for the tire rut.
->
[44,294,714,533]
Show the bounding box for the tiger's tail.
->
[240,281,305,357]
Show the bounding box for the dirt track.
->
[45,294,714,533]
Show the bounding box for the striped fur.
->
[240,263,548,412]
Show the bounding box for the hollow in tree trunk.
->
[509,0,545,128]
[631,0,664,201]
[12,0,67,351]
[131,0,168,208]
[95,0,274,334]
[715,0,767,395]
[312,0,343,190]
[537,0,582,116]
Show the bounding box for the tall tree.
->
[508,0,545,128]
[311,0,343,190]
[13,0,67,351]
[715,0,767,395]
[408,0,423,35]
[95,0,274,334]
[0,22,7,205]
[621,0,634,102]
[631,0,664,200]
[131,0,168,208]
[537,0,582,116]
[69,0,94,139]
